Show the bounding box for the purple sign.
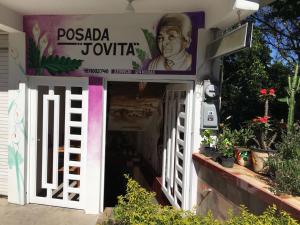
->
[23,12,204,76]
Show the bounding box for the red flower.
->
[259,116,269,123]
[269,88,276,96]
[253,116,270,124]
[260,89,267,95]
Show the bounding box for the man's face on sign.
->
[157,26,187,58]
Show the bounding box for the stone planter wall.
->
[193,153,300,221]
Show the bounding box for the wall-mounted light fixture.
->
[233,0,259,11]
[126,0,135,13]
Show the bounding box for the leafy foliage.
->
[221,26,295,129]
[41,55,82,75]
[28,38,41,69]
[216,127,237,158]
[225,205,298,225]
[141,29,159,58]
[131,61,140,70]
[201,129,216,147]
[278,63,300,133]
[135,48,147,63]
[252,0,300,64]
[232,127,255,147]
[268,126,300,195]
[113,175,219,225]
[111,176,299,225]
[27,37,83,75]
[221,28,271,128]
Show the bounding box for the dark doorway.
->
[104,81,166,207]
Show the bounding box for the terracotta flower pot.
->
[251,149,274,174]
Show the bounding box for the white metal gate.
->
[28,76,88,209]
[161,83,193,210]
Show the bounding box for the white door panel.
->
[162,83,193,210]
[28,76,88,209]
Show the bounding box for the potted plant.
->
[233,127,254,167]
[216,127,235,168]
[250,88,277,174]
[200,129,219,160]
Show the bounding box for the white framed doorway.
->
[100,78,194,211]
[27,76,88,209]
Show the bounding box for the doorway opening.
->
[104,81,166,207]
[103,81,193,210]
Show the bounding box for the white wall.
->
[7,32,27,205]
[0,3,22,32]
[189,26,222,209]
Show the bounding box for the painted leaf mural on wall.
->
[27,23,83,75]
[132,61,140,70]
[141,29,158,58]
[131,29,158,70]
[41,55,82,75]
[28,38,41,69]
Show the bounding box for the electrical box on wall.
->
[201,80,219,130]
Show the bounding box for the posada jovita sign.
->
[23,12,204,76]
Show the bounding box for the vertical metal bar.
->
[41,95,49,194]
[63,86,71,201]
[79,80,88,207]
[166,92,172,184]
[161,91,169,189]
[170,92,176,191]
[182,88,193,210]
[52,94,60,189]
[174,92,181,206]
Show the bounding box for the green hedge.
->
[104,176,299,225]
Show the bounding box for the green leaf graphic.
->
[141,29,159,58]
[135,48,146,63]
[132,61,140,70]
[41,55,83,75]
[8,145,23,169]
[28,38,41,71]
[8,101,15,114]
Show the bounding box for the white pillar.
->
[8,32,28,205]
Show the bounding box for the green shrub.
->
[268,128,300,195]
[216,127,236,158]
[112,176,299,225]
[225,205,298,225]
[113,175,219,225]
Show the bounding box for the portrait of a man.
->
[148,13,192,71]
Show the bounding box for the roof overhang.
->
[0,0,272,32]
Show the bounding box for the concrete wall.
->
[195,162,269,221]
